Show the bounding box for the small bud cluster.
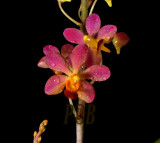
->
[33,120,48,143]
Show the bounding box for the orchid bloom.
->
[63,13,117,66]
[64,13,117,53]
[38,44,111,103]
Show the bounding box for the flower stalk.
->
[58,1,82,26]
[76,0,89,142]
[89,0,98,15]
[76,99,85,143]
[69,98,77,118]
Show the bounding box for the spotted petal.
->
[63,28,85,44]
[37,56,49,68]
[46,52,72,75]
[45,75,68,95]
[80,65,111,81]
[86,14,101,37]
[97,25,117,43]
[61,44,74,58]
[77,80,95,103]
[70,44,88,74]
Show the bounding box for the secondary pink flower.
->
[64,13,117,51]
[38,44,111,103]
[63,13,117,66]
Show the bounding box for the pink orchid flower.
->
[38,44,111,103]
[63,13,117,66]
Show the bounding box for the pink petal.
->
[80,65,111,81]
[37,56,49,68]
[61,44,74,58]
[45,75,68,95]
[46,52,72,75]
[86,13,101,37]
[97,25,117,43]
[77,80,95,103]
[63,28,85,44]
[70,44,88,74]
[85,48,102,67]
[43,45,60,55]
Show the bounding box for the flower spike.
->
[36,1,131,143]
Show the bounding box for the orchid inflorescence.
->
[34,0,130,142]
[38,13,129,102]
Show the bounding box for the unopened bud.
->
[42,120,48,126]
[33,131,38,138]
[39,120,48,132]
[112,32,130,54]
[105,0,112,7]
[38,136,42,142]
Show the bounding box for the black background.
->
[13,0,160,143]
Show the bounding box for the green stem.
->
[80,0,89,33]
[89,0,98,15]
[81,0,88,23]
[58,2,81,26]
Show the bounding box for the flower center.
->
[83,35,98,51]
[66,74,80,92]
[83,35,111,53]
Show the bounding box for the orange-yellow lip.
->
[66,74,80,92]
[83,35,97,50]
[83,35,111,53]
